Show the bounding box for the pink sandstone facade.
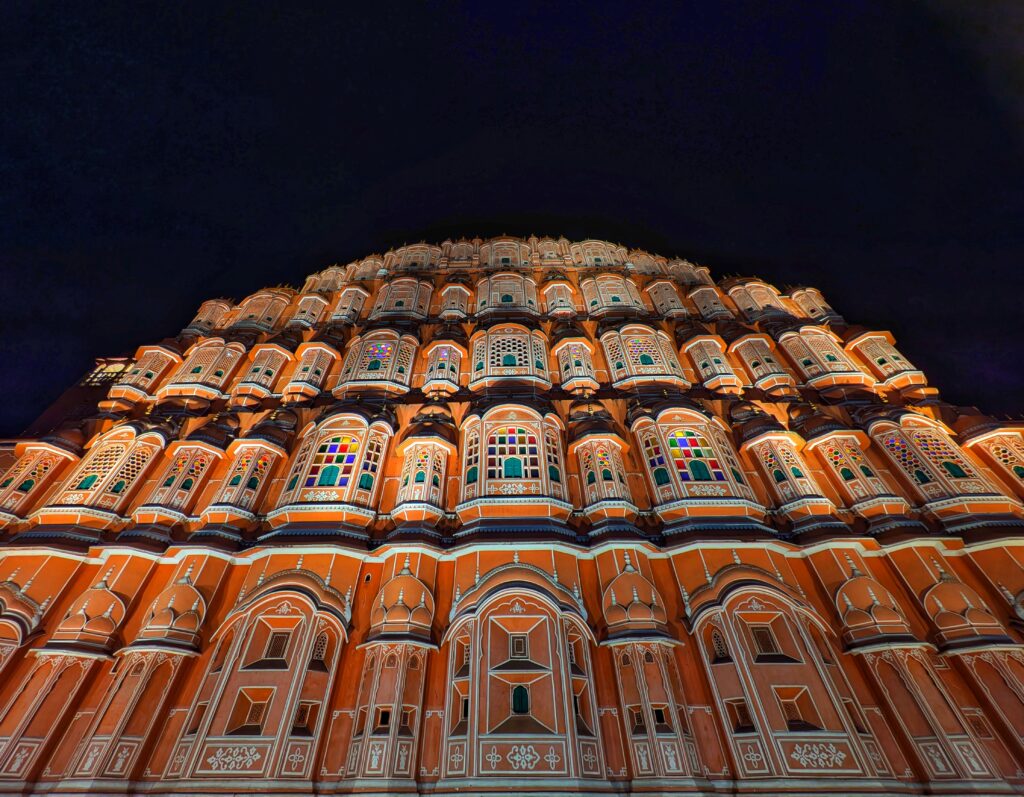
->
[0,236,1022,795]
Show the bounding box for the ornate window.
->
[231,293,289,331]
[554,341,596,392]
[117,350,176,393]
[370,277,432,320]
[982,436,1024,483]
[580,275,644,314]
[439,284,472,318]
[288,347,335,391]
[424,344,462,393]
[214,446,276,509]
[147,447,214,509]
[542,282,575,316]
[634,414,750,505]
[468,326,549,389]
[780,330,865,383]
[278,417,392,508]
[853,336,916,378]
[576,440,629,504]
[0,450,65,516]
[684,339,741,389]
[750,438,823,504]
[790,288,836,320]
[812,437,888,503]
[646,281,686,317]
[164,341,244,394]
[289,295,328,328]
[667,260,701,284]
[332,286,369,322]
[688,287,732,321]
[732,338,790,384]
[601,325,685,388]
[397,443,447,507]
[185,300,231,332]
[238,348,289,391]
[667,429,726,483]
[728,282,788,321]
[53,430,162,512]
[459,409,566,504]
[475,273,538,313]
[338,332,417,393]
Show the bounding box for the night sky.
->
[2,2,1023,436]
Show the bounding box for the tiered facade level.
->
[0,236,1023,796]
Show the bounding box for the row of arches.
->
[186,275,834,338]
[108,323,923,418]
[4,401,1022,532]
[1,545,1021,789]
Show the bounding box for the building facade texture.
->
[0,236,1023,795]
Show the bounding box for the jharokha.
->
[1,237,1024,797]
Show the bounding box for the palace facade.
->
[0,236,1023,796]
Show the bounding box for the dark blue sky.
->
[2,2,1023,435]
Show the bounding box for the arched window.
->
[370,278,432,319]
[148,448,213,509]
[601,326,684,388]
[512,685,530,714]
[215,447,275,510]
[54,431,161,511]
[469,327,549,388]
[460,411,565,505]
[983,437,1024,487]
[339,333,417,391]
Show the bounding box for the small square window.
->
[750,625,780,657]
[265,631,289,660]
[510,634,529,659]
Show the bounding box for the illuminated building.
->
[1,236,1023,794]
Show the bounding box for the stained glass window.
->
[668,430,725,482]
[909,431,973,478]
[882,434,933,484]
[306,435,359,488]
[486,427,540,480]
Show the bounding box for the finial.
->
[167,592,176,609]
[623,551,635,572]
[474,565,480,585]
[344,585,352,605]
[732,549,741,566]
[610,589,618,606]
[997,582,1015,603]
[178,561,195,585]
[513,551,519,564]
[631,585,640,604]
[402,553,411,574]
[573,582,580,601]
[297,555,304,570]
[455,585,462,602]
[397,588,405,606]
[844,552,862,577]
[703,559,713,585]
